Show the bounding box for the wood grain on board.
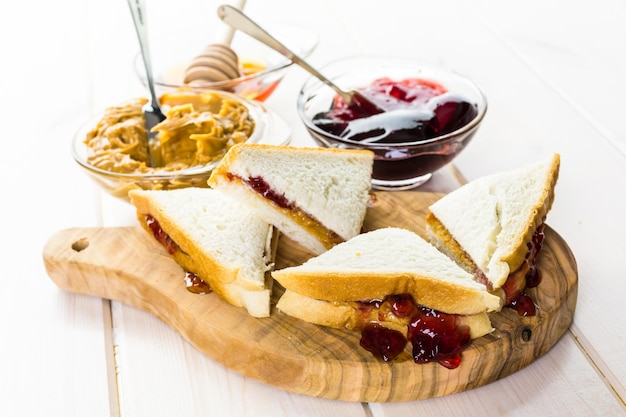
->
[42,191,578,402]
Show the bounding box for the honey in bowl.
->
[179,43,279,101]
[158,57,277,101]
[171,59,280,102]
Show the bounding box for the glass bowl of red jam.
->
[297,56,487,189]
[135,23,318,102]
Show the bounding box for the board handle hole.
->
[521,328,532,342]
[71,237,90,252]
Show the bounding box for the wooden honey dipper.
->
[183,43,241,84]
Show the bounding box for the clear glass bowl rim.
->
[297,55,488,148]
[73,90,276,181]
[135,23,319,90]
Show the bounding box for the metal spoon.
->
[127,0,165,167]
[217,5,384,115]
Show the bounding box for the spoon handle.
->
[127,0,165,167]
[127,0,159,105]
[218,5,352,103]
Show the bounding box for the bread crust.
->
[276,290,494,339]
[208,143,374,255]
[425,211,477,275]
[427,153,560,290]
[273,269,501,315]
[209,143,374,181]
[129,189,274,317]
[500,153,560,273]
[209,174,339,254]
[277,290,356,329]
[130,191,240,286]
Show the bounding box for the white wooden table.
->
[1,0,625,415]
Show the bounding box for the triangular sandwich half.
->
[425,154,560,305]
[274,227,500,365]
[129,187,276,318]
[207,143,374,255]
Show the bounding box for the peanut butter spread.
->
[84,93,255,174]
[231,174,344,250]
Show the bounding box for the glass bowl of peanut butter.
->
[72,90,290,201]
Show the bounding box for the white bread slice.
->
[426,154,560,291]
[273,227,502,315]
[277,289,494,340]
[207,143,374,255]
[129,188,276,317]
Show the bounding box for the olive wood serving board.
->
[42,191,578,402]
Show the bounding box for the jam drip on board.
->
[357,294,471,369]
[360,324,407,362]
[145,215,212,295]
[185,271,212,294]
[312,77,478,144]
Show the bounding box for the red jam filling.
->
[228,173,342,248]
[312,77,478,144]
[245,175,290,208]
[525,223,545,288]
[146,215,179,255]
[145,215,212,294]
[357,294,471,369]
[502,223,546,317]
